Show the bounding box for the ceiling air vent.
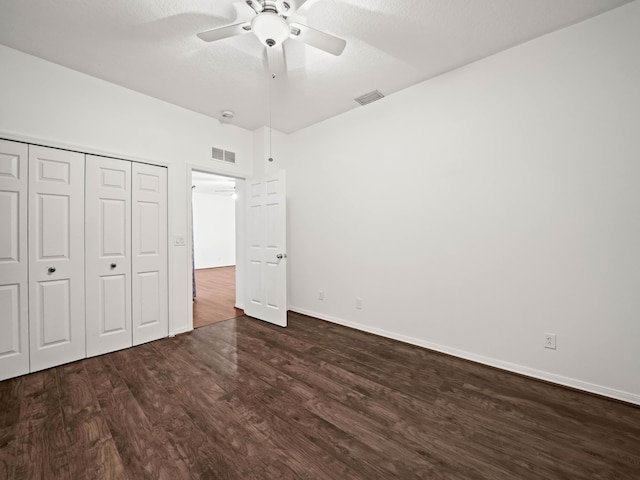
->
[211,147,236,164]
[354,90,385,106]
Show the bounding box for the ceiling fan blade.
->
[266,45,287,77]
[197,22,251,42]
[289,22,346,56]
[286,0,310,13]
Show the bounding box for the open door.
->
[244,171,287,326]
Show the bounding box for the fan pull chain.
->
[268,72,275,162]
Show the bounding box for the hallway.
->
[193,266,243,328]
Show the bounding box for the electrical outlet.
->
[318,290,324,301]
[355,297,363,310]
[544,333,556,350]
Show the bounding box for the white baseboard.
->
[289,306,640,406]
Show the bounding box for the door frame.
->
[187,165,246,329]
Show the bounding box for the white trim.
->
[170,326,193,337]
[289,306,640,406]
[0,129,168,167]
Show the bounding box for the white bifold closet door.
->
[28,145,85,372]
[85,156,132,357]
[0,140,29,379]
[131,162,168,346]
[86,158,168,352]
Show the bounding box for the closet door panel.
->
[85,156,132,357]
[132,163,168,345]
[0,140,29,380]
[28,145,85,372]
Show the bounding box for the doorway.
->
[191,171,243,327]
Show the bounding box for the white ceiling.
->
[0,0,632,133]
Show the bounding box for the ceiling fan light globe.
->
[251,12,290,47]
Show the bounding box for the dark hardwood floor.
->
[193,266,243,328]
[1,312,639,479]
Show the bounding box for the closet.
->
[0,140,168,381]
[85,155,168,356]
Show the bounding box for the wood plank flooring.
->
[1,312,639,479]
[193,266,243,328]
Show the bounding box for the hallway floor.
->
[193,266,243,328]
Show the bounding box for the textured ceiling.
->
[0,0,633,133]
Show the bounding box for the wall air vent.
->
[211,147,236,164]
[354,90,385,106]
[212,147,224,161]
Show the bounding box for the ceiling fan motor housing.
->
[251,11,290,47]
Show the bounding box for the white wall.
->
[0,44,254,335]
[252,126,289,177]
[285,2,640,404]
[193,191,236,269]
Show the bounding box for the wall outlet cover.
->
[544,333,557,350]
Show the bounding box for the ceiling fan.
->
[197,0,346,75]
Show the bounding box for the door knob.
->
[47,267,56,273]
[110,263,117,269]
[276,253,287,260]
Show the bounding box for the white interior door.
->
[28,145,85,372]
[132,162,168,345]
[0,140,29,380]
[85,155,132,357]
[245,171,287,327]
